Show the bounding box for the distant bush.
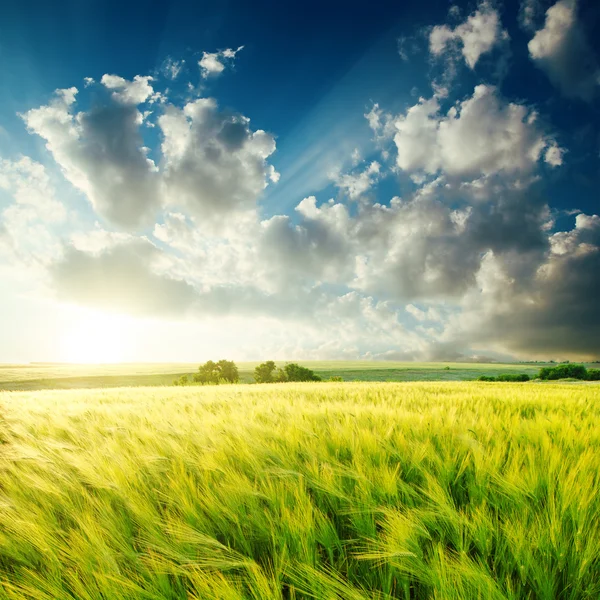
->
[329,376,343,382]
[193,360,239,385]
[478,373,530,382]
[173,375,189,386]
[538,364,588,381]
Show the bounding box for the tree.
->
[283,363,321,382]
[194,360,238,384]
[217,359,239,383]
[254,361,276,383]
[587,369,600,381]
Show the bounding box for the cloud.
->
[430,2,507,69]
[258,197,354,289]
[451,213,600,358]
[23,78,278,229]
[389,85,559,178]
[162,57,185,80]
[12,48,599,362]
[332,160,381,199]
[0,157,65,269]
[100,74,157,104]
[519,0,542,30]
[51,238,198,316]
[0,156,66,220]
[22,87,162,228]
[199,46,244,78]
[158,97,278,222]
[528,0,600,101]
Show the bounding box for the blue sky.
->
[0,0,599,363]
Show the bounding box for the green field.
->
[0,361,585,390]
[1,382,599,598]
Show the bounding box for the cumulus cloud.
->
[100,74,157,104]
[254,171,550,307]
[22,87,162,228]
[22,77,278,229]
[199,46,244,78]
[430,2,508,69]
[158,97,278,222]
[528,0,600,101]
[389,85,559,178]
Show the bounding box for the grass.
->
[2,361,592,390]
[1,381,599,598]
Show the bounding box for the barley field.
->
[1,382,599,599]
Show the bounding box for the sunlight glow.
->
[60,309,135,364]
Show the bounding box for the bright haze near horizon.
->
[0,0,599,364]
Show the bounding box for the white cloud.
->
[544,142,564,166]
[100,74,156,104]
[199,46,244,78]
[430,1,508,69]
[391,85,560,178]
[23,77,278,230]
[0,158,66,272]
[332,160,381,199]
[0,156,66,220]
[528,0,600,101]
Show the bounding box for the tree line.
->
[478,363,600,382]
[173,360,323,386]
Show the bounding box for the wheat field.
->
[1,382,599,599]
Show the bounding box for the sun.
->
[61,309,134,364]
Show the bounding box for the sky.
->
[0,0,599,363]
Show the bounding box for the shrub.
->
[496,373,530,382]
[329,376,343,382]
[478,374,530,382]
[194,360,239,384]
[539,364,588,380]
[173,375,189,386]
